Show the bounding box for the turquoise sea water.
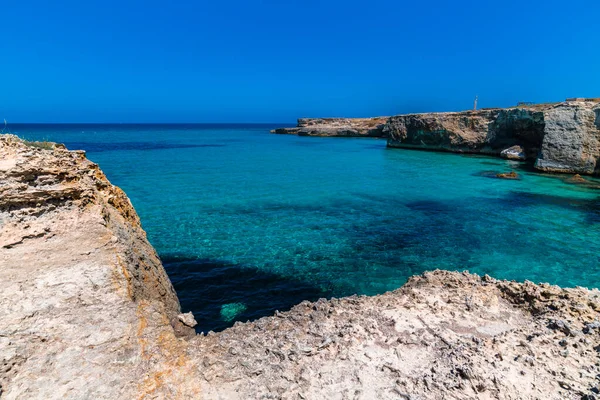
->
[14,124,600,331]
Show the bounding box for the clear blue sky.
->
[2,0,599,123]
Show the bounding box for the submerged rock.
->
[565,174,600,189]
[568,173,589,183]
[496,171,520,179]
[220,302,247,322]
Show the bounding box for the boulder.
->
[500,145,526,160]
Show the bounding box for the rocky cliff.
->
[0,135,197,399]
[271,117,388,137]
[384,108,543,157]
[273,99,600,175]
[2,135,600,399]
[384,99,600,175]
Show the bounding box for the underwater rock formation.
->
[2,135,600,399]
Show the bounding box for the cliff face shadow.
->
[63,141,225,153]
[162,257,336,333]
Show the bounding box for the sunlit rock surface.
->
[271,117,388,137]
[386,99,600,175]
[1,135,600,399]
[535,101,600,174]
[273,99,600,175]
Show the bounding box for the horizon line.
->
[4,121,297,125]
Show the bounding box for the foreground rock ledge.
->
[1,135,599,400]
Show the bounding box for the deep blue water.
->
[12,123,600,332]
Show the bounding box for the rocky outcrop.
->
[271,117,388,137]
[273,99,600,175]
[500,145,526,160]
[384,108,547,158]
[385,99,600,175]
[0,135,196,399]
[194,271,600,400]
[2,135,600,399]
[535,102,600,174]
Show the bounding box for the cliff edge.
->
[1,135,600,399]
[271,117,389,137]
[385,99,600,175]
[272,99,600,175]
[0,135,197,399]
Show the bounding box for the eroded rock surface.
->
[386,100,600,175]
[273,99,600,175]
[535,102,600,174]
[1,135,600,399]
[271,117,388,137]
[193,271,600,400]
[0,135,197,399]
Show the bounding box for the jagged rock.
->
[501,145,527,160]
[178,311,198,327]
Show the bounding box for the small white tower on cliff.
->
[473,95,478,111]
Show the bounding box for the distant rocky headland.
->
[2,133,600,399]
[273,98,600,175]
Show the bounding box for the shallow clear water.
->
[14,124,600,332]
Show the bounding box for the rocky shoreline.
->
[1,135,600,399]
[274,98,600,176]
[271,117,389,137]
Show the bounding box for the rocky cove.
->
[273,99,600,176]
[1,133,600,400]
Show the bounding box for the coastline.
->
[273,98,600,176]
[1,134,600,399]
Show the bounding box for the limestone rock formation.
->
[0,135,197,399]
[535,101,600,174]
[273,99,600,175]
[383,108,546,158]
[271,117,388,137]
[2,135,600,399]
[384,100,600,175]
[500,145,526,160]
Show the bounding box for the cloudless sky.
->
[2,0,599,122]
